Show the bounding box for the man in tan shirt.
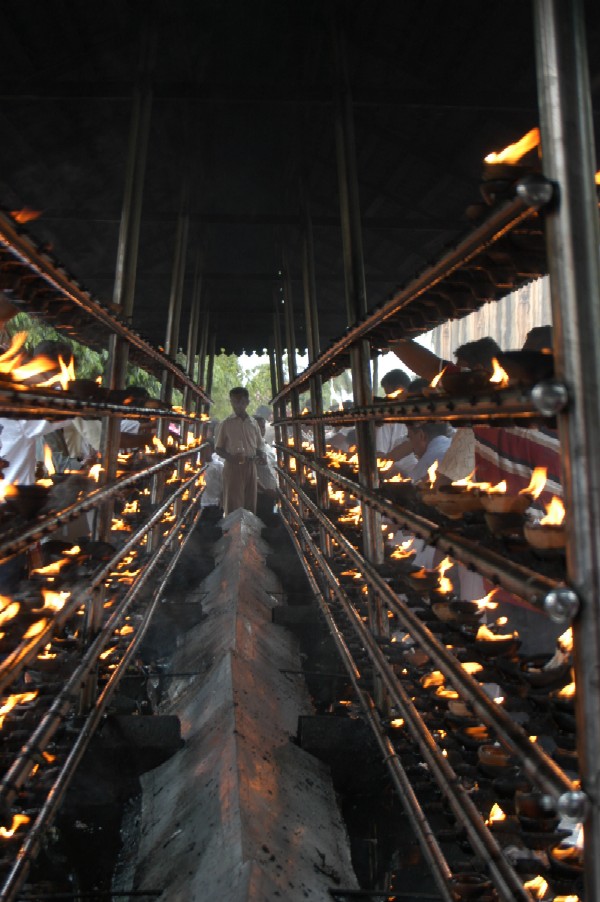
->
[215,387,266,515]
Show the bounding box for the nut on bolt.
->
[516,174,555,207]
[557,790,588,824]
[543,587,579,624]
[531,380,569,417]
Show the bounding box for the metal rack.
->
[272,2,599,899]
[0,149,212,899]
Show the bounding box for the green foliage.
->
[7,312,108,379]
[206,353,276,421]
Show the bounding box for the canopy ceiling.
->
[0,0,598,357]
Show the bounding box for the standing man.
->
[215,387,266,516]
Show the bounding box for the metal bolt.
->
[531,380,569,416]
[516,174,555,207]
[557,790,588,823]
[543,587,580,623]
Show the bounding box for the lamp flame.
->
[0,813,30,838]
[429,367,446,389]
[489,358,510,387]
[523,876,548,899]
[540,496,566,526]
[519,466,547,499]
[486,803,506,824]
[428,460,438,489]
[484,127,540,165]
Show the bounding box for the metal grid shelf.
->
[0,209,211,403]
[273,178,553,402]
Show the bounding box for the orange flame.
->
[473,588,499,611]
[540,496,566,526]
[0,598,19,628]
[486,480,508,495]
[11,208,42,224]
[428,460,438,489]
[435,685,459,700]
[486,803,507,824]
[484,127,540,165]
[0,813,31,838]
[43,445,56,477]
[460,661,483,675]
[390,538,415,560]
[429,367,447,389]
[557,681,576,698]
[0,691,38,728]
[422,671,445,689]
[476,623,516,642]
[524,876,548,899]
[12,355,58,384]
[40,588,70,612]
[437,556,454,595]
[519,466,547,499]
[451,470,492,492]
[385,387,405,400]
[37,355,76,390]
[558,627,573,654]
[23,619,47,639]
[489,358,510,387]
[122,499,140,515]
[152,436,166,454]
[88,463,103,482]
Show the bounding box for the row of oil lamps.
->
[0,441,204,860]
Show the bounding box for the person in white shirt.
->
[215,387,266,516]
[406,422,452,484]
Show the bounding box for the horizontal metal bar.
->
[272,187,550,401]
[0,388,201,423]
[275,385,551,426]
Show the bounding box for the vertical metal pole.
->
[331,6,383,571]
[282,249,305,470]
[95,20,155,552]
[204,334,216,425]
[148,197,190,552]
[273,303,289,470]
[533,3,600,895]
[197,308,210,417]
[302,189,330,555]
[83,10,155,710]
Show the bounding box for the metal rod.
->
[331,9,382,571]
[300,188,330,554]
[281,509,455,902]
[275,384,554,426]
[532,0,600,895]
[271,189,551,404]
